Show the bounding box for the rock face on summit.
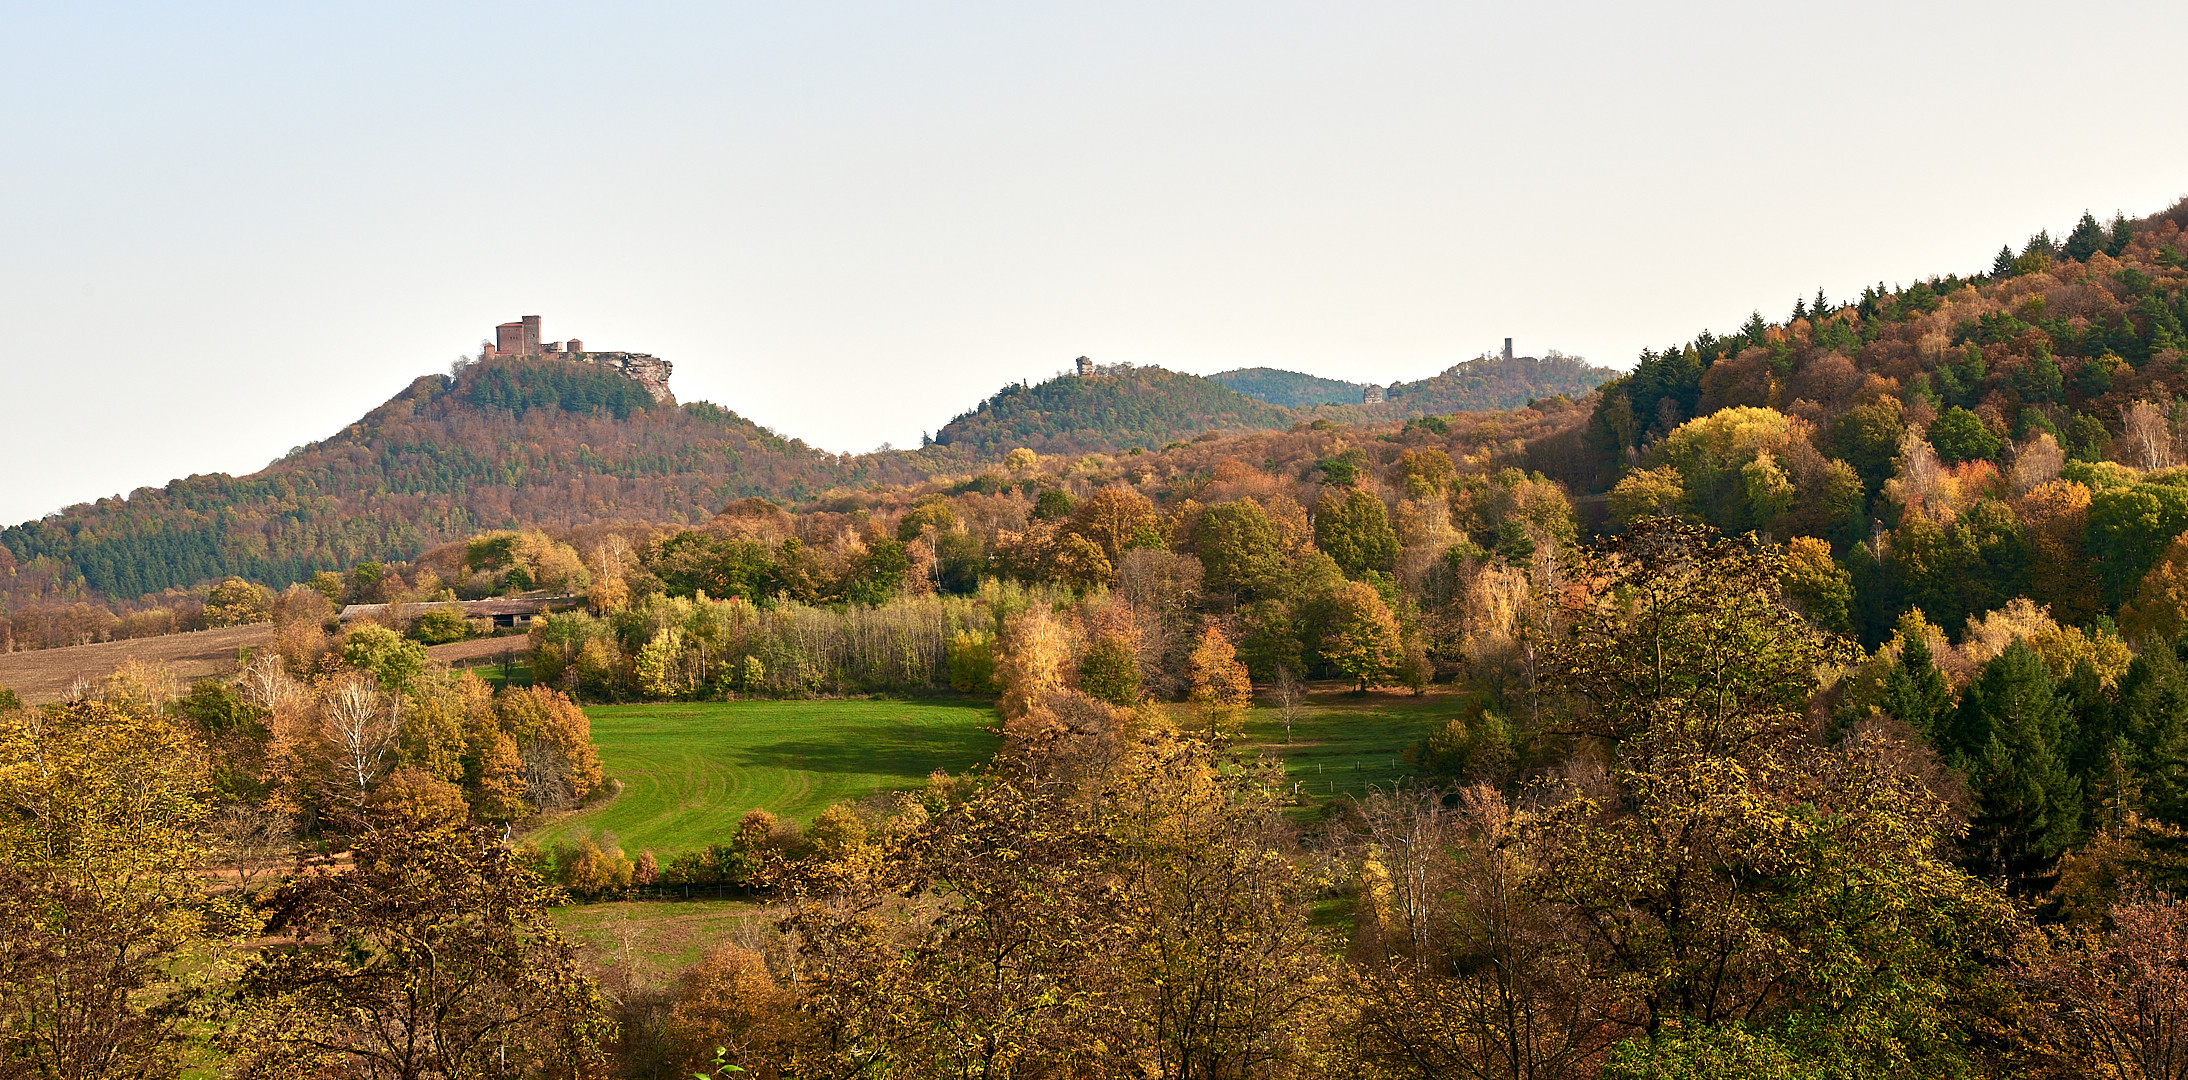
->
[578,352,675,404]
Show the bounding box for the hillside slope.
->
[1378,353,1619,414]
[1207,367,1366,407]
[932,364,1300,454]
[0,357,936,599]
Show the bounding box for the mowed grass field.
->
[530,699,999,856]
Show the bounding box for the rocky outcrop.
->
[573,352,675,404]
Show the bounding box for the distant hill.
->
[1206,367,1366,408]
[1,349,1618,604]
[0,357,936,600]
[932,364,1299,454]
[1210,355,1617,416]
[1378,353,1619,414]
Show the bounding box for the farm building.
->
[336,596,584,629]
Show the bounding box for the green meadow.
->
[529,698,1000,856]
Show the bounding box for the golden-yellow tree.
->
[0,699,245,1077]
[1189,624,1254,738]
[995,608,1070,721]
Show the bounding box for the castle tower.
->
[492,316,549,356]
[1075,355,1096,377]
[1503,338,1513,362]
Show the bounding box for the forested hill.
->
[1581,200,2188,646]
[1206,366,1365,407]
[931,364,1299,454]
[0,357,938,600]
[1378,353,1619,414]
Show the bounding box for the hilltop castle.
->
[478,316,676,405]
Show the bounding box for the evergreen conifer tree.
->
[1944,642,2084,888]
[2106,212,2133,256]
[1991,245,2017,278]
[2118,639,2188,825]
[2065,211,2107,261]
[1881,627,1954,739]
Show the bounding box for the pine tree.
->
[1813,286,1829,317]
[2117,640,2188,825]
[1881,628,1954,738]
[1791,296,1808,323]
[1944,642,2084,889]
[1992,245,2017,278]
[2107,211,2134,257]
[2065,211,2106,262]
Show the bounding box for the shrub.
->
[409,607,471,646]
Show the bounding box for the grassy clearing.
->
[530,698,999,856]
[1236,683,1464,803]
[552,899,766,982]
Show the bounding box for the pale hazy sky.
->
[4,1,2187,525]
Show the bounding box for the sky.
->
[4,1,2187,526]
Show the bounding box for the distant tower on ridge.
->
[491,316,544,357]
[1075,355,1096,377]
[1503,338,1514,362]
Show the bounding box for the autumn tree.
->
[2123,400,2175,472]
[1316,487,1399,580]
[1349,787,1613,1080]
[1607,466,1685,527]
[1188,624,1253,737]
[1324,581,1402,691]
[2024,895,2188,1079]
[227,815,614,1079]
[994,607,1070,723]
[1078,632,1142,706]
[203,575,272,627]
[1194,499,1292,601]
[496,685,604,812]
[320,672,396,809]
[1778,534,1853,633]
[777,727,1334,1078]
[1071,486,1161,565]
[0,699,241,1079]
[1529,520,2006,1069]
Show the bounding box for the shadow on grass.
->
[730,727,998,782]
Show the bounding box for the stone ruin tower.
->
[1075,355,1097,377]
[1362,385,1385,405]
[478,316,675,404]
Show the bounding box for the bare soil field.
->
[0,624,274,705]
[0,625,531,705]
[425,634,531,668]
